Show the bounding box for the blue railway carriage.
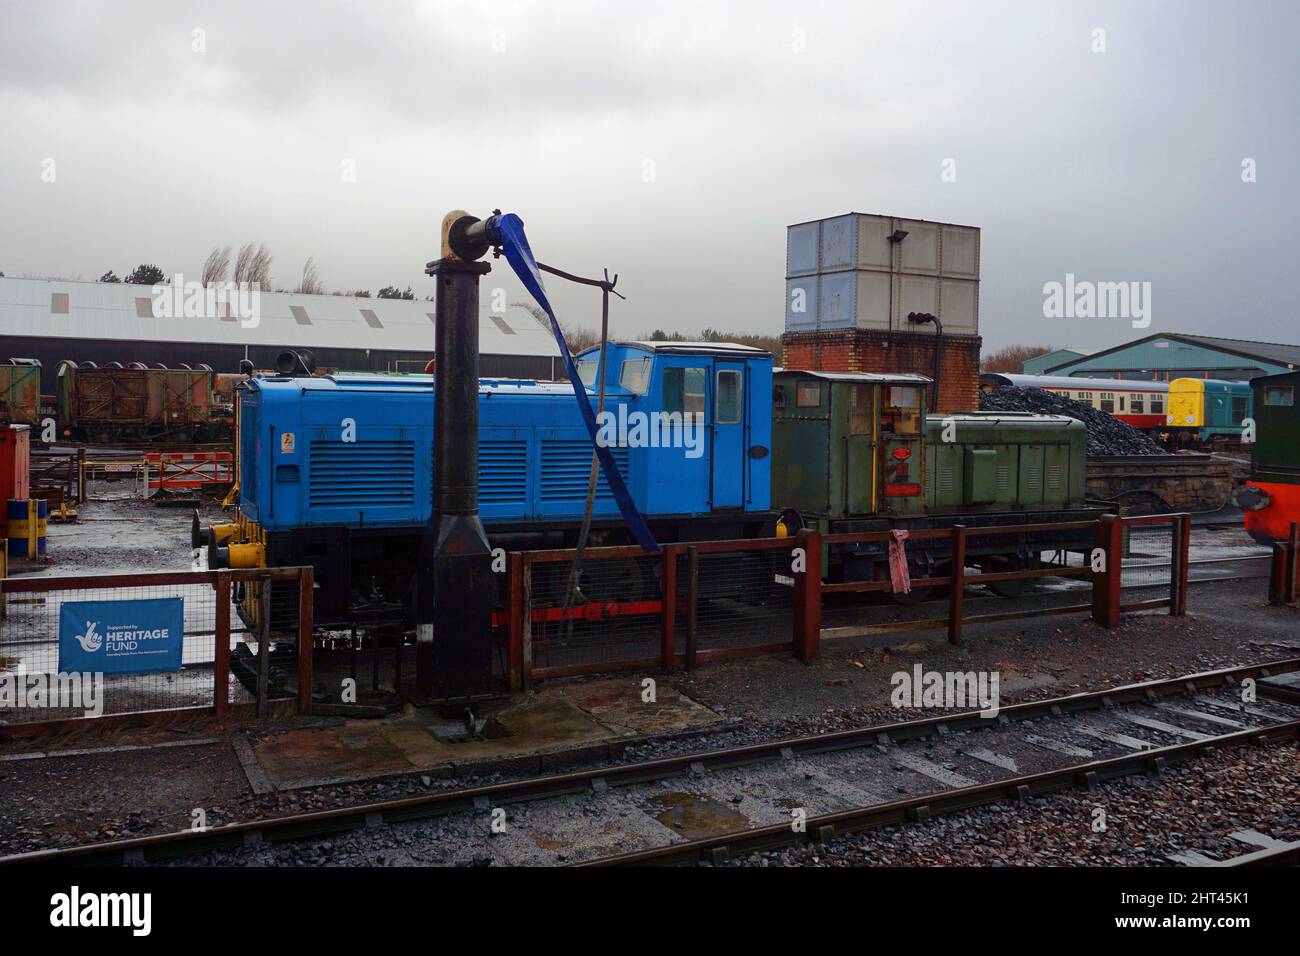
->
[216,342,774,624]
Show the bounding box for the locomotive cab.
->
[1239,371,1300,544]
[771,370,932,523]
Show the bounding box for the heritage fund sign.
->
[59,598,184,675]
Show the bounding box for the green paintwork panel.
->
[1252,371,1300,485]
[774,378,1088,519]
[963,448,997,503]
[923,413,1086,512]
[773,370,928,520]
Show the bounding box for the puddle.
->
[647,792,750,838]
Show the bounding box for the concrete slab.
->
[247,676,723,790]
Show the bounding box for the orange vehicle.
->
[1236,371,1300,544]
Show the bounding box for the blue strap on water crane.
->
[494,213,661,554]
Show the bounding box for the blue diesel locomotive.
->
[208,342,774,624]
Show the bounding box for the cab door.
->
[844,383,874,515]
[877,384,925,515]
[711,361,745,509]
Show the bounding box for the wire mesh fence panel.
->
[528,554,664,671]
[815,525,1098,630]
[1119,524,1176,591]
[225,572,304,705]
[683,545,796,653]
[0,579,221,723]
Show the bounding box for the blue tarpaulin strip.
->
[495,213,660,554]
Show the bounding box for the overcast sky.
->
[1,0,1295,354]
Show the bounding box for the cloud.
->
[0,0,1296,351]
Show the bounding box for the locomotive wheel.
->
[984,554,1041,598]
[575,558,648,604]
[875,563,932,605]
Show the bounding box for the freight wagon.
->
[200,343,1106,629]
[56,361,231,443]
[0,359,42,427]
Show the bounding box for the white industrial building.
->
[0,275,564,393]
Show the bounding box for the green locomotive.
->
[771,369,1100,597]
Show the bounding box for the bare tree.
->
[233,242,273,288]
[509,300,599,353]
[296,257,324,295]
[233,243,253,283]
[202,246,232,286]
[981,344,1054,374]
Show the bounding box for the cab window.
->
[619,357,652,395]
[577,357,599,387]
[716,370,742,424]
[1264,385,1294,406]
[848,384,870,435]
[796,382,822,408]
[882,385,921,434]
[663,367,706,415]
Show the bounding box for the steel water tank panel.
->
[817,272,858,330]
[786,277,819,331]
[819,215,858,272]
[786,221,821,277]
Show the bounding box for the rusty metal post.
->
[507,552,525,691]
[948,525,967,644]
[521,555,534,690]
[214,571,230,717]
[297,567,313,714]
[793,528,822,661]
[1171,513,1191,617]
[685,546,699,671]
[1284,522,1294,606]
[77,447,86,502]
[257,573,271,717]
[1091,515,1123,629]
[1269,543,1288,606]
[1092,518,1108,626]
[661,544,677,672]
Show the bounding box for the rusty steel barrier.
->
[145,451,233,492]
[0,566,313,735]
[502,538,797,688]
[500,514,1193,687]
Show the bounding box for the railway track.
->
[3,659,1298,867]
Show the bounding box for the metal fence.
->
[0,567,312,731]
[504,538,799,685]
[0,514,1201,725]
[500,514,1192,686]
[1268,521,1299,606]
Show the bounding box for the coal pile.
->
[979,385,1164,456]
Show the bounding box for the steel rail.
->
[3,658,1296,867]
[576,719,1300,867]
[1214,839,1300,867]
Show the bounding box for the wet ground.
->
[0,492,1295,860]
